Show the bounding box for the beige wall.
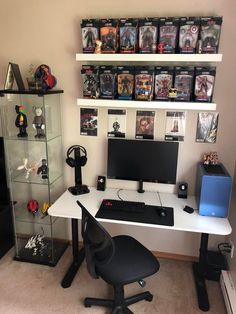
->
[0,0,236,257]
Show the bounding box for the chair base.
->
[84,286,153,314]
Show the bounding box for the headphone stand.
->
[68,184,90,195]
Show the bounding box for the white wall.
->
[0,0,236,257]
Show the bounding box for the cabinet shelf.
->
[77,98,216,111]
[76,53,222,63]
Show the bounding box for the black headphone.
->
[66,145,87,168]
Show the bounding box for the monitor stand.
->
[68,147,89,195]
[137,179,145,193]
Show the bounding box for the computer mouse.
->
[157,207,167,217]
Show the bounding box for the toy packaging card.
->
[119,18,138,53]
[99,66,117,99]
[100,19,119,53]
[174,67,194,101]
[81,65,100,98]
[194,67,216,102]
[80,108,98,136]
[165,111,186,141]
[135,110,155,140]
[158,17,179,53]
[154,66,174,100]
[117,66,134,100]
[179,17,200,53]
[81,19,99,53]
[196,112,219,143]
[108,109,126,138]
[199,16,223,53]
[139,18,159,53]
[135,67,154,101]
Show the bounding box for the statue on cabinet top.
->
[34,64,57,91]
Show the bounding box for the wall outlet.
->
[230,240,234,259]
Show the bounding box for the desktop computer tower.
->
[196,162,232,218]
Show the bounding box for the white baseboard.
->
[220,270,236,314]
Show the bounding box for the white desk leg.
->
[192,233,209,312]
[61,218,85,288]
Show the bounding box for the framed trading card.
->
[107,109,126,138]
[135,110,155,140]
[196,112,219,143]
[80,108,98,136]
[165,111,186,141]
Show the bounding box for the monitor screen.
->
[107,138,179,185]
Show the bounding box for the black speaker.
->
[97,176,106,191]
[178,182,188,199]
[66,145,87,167]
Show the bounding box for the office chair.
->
[77,200,160,314]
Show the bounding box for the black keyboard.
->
[99,199,145,213]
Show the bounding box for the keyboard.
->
[99,199,145,213]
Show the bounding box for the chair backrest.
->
[77,201,115,279]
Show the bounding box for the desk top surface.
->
[48,187,231,236]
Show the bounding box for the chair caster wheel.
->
[146,295,153,302]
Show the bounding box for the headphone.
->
[66,145,87,168]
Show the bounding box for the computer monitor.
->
[107,138,179,193]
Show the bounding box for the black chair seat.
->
[97,235,160,285]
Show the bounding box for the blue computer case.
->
[196,162,232,217]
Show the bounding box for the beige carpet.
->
[0,246,226,314]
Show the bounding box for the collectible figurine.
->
[27,199,39,214]
[17,158,38,179]
[95,39,102,54]
[34,64,57,91]
[37,158,48,179]
[15,105,28,137]
[84,27,96,48]
[32,107,45,138]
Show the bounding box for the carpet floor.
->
[0,246,226,314]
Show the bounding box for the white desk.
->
[48,187,232,312]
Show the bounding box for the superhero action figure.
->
[121,76,131,95]
[103,28,116,50]
[84,27,96,48]
[141,27,154,50]
[37,158,48,179]
[32,107,45,138]
[15,105,28,137]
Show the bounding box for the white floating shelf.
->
[76,53,222,63]
[77,98,216,111]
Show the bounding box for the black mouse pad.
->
[95,204,174,226]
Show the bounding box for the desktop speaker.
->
[97,176,106,191]
[178,182,188,199]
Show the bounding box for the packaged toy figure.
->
[158,17,179,53]
[139,18,158,53]
[117,66,134,100]
[135,67,154,101]
[194,67,216,102]
[179,17,200,53]
[100,19,119,53]
[81,65,100,98]
[15,105,28,137]
[99,66,117,99]
[154,66,174,100]
[198,16,223,54]
[174,67,194,101]
[119,18,138,53]
[81,19,99,53]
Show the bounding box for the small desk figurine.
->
[95,39,102,54]
[15,105,28,137]
[32,107,45,138]
[203,152,218,165]
[37,158,48,179]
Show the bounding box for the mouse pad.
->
[95,205,174,226]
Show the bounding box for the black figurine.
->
[15,105,28,137]
[37,159,48,179]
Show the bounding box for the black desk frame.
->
[62,219,213,312]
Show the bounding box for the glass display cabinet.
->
[0,90,68,266]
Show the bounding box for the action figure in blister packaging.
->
[99,66,117,99]
[81,19,99,53]
[117,66,134,100]
[81,65,100,98]
[135,67,154,101]
[154,67,174,100]
[119,18,138,53]
[158,17,179,54]
[194,67,216,102]
[139,18,158,53]
[199,16,222,54]
[174,67,194,101]
[100,19,119,53]
[179,17,200,53]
